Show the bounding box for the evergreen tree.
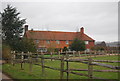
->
[1,5,36,53]
[1,5,26,48]
[69,38,86,51]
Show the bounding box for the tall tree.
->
[1,5,26,47]
[69,38,86,51]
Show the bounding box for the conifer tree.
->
[1,5,26,47]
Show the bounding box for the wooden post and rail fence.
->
[10,51,120,79]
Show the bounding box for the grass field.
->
[2,55,119,80]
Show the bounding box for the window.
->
[37,47,47,52]
[46,40,50,44]
[36,40,39,43]
[56,40,60,44]
[66,40,69,44]
[85,41,89,44]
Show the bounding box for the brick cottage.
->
[24,25,95,52]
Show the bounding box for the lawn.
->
[2,55,119,80]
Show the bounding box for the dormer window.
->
[56,40,60,44]
[66,40,69,44]
[85,41,89,44]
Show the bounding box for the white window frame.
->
[66,40,69,44]
[85,41,89,44]
[56,40,60,44]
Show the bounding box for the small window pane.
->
[66,41,69,44]
[85,41,89,44]
[36,40,39,43]
[56,40,60,44]
[46,40,50,44]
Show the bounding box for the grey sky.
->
[1,1,118,42]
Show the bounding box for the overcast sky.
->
[1,1,118,42]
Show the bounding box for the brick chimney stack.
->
[25,25,28,32]
[80,27,84,33]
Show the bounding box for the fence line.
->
[11,51,120,79]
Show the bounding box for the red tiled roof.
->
[25,30,94,41]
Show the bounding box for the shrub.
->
[63,47,68,52]
[69,38,86,51]
[2,44,11,63]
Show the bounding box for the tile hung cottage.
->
[24,25,95,52]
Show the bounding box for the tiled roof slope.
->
[25,30,94,41]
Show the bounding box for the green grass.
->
[2,55,119,79]
[0,65,2,70]
[39,54,62,57]
[74,55,119,60]
[91,55,119,60]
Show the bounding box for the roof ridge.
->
[28,30,76,33]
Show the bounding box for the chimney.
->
[80,27,84,33]
[24,25,28,32]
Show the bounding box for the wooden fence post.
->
[11,51,13,65]
[115,50,117,55]
[94,51,97,58]
[50,52,53,61]
[102,51,104,55]
[98,50,100,55]
[105,50,107,55]
[103,50,105,55]
[106,50,108,55]
[73,51,75,57]
[29,52,32,73]
[58,51,60,59]
[66,53,69,80]
[89,51,91,58]
[85,51,87,57]
[21,52,24,70]
[112,50,113,55]
[41,52,45,76]
[36,51,39,63]
[60,55,64,79]
[78,51,81,57]
[11,51,15,66]
[109,50,111,56]
[88,58,93,79]
[116,50,119,55]
[13,54,16,66]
